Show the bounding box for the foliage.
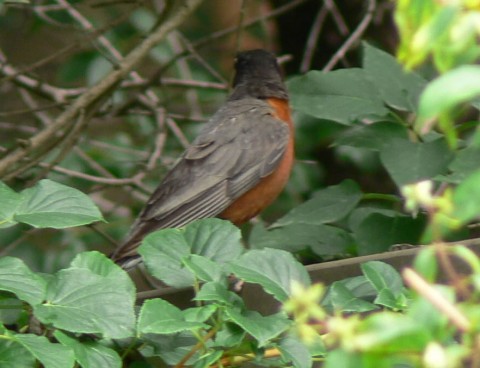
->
[2,0,480,367]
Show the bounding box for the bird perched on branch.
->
[111,49,294,266]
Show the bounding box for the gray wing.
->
[113,98,290,259]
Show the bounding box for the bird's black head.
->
[229,49,288,100]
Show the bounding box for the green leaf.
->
[225,309,291,347]
[0,257,46,305]
[229,248,310,302]
[380,138,453,186]
[363,42,426,111]
[353,213,425,255]
[214,323,245,348]
[326,282,378,313]
[452,169,480,224]
[194,282,244,307]
[288,69,389,125]
[0,182,22,228]
[138,299,208,335]
[322,276,377,312]
[446,146,480,183]
[355,313,430,351]
[250,223,352,256]
[34,252,136,338]
[54,331,121,368]
[278,336,312,368]
[182,255,224,282]
[183,305,217,323]
[418,65,480,123]
[14,179,103,228]
[140,332,197,365]
[273,180,362,227]
[139,218,244,288]
[335,121,409,151]
[361,261,404,298]
[9,332,74,368]
[0,339,35,367]
[413,246,438,281]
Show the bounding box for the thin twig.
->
[300,4,328,73]
[323,0,376,72]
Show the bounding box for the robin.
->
[111,49,294,266]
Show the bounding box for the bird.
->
[111,49,294,266]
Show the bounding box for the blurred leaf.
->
[0,339,35,367]
[353,213,425,255]
[363,42,426,111]
[380,139,453,186]
[13,179,103,229]
[0,257,46,305]
[139,219,244,288]
[417,65,480,125]
[229,248,310,302]
[225,309,290,347]
[0,297,22,325]
[86,57,113,85]
[288,69,389,125]
[355,313,430,351]
[55,331,121,368]
[6,332,74,368]
[335,121,409,151]
[273,180,362,227]
[413,246,438,281]
[34,252,136,339]
[138,299,208,335]
[452,169,480,224]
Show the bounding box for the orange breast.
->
[219,98,294,224]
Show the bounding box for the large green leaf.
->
[250,222,352,256]
[0,257,47,305]
[139,219,244,288]
[335,121,409,151]
[363,42,426,111]
[34,252,136,338]
[272,180,362,227]
[138,299,208,335]
[353,213,426,255]
[7,332,74,368]
[288,69,389,125]
[380,138,453,186]
[225,309,291,347]
[0,179,104,228]
[54,331,121,368]
[229,248,310,302]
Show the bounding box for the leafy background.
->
[0,0,406,271]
